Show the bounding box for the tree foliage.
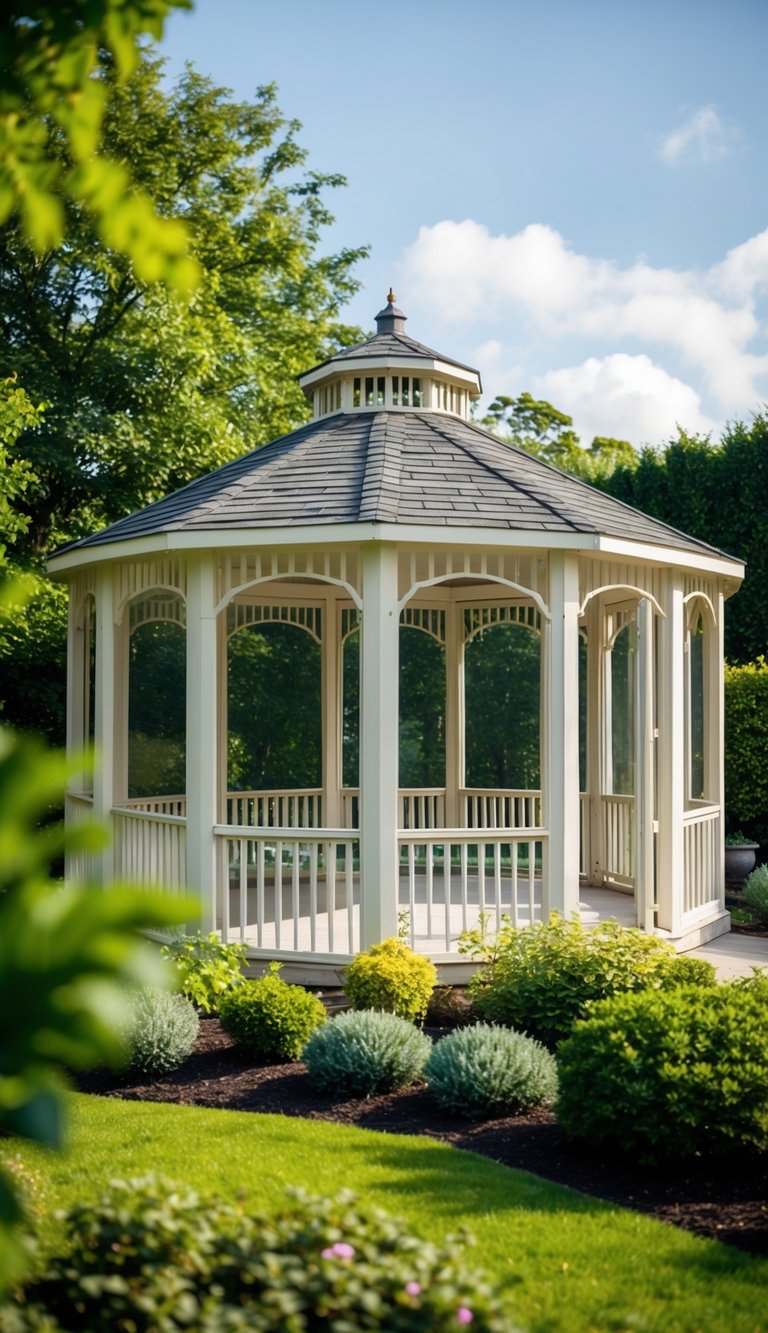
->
[600,416,768,664]
[0,1,198,288]
[724,657,768,847]
[482,392,637,481]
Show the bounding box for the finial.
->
[387,287,397,305]
[375,290,406,335]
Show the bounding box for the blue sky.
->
[163,0,768,448]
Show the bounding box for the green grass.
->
[9,1093,768,1333]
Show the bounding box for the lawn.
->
[10,1093,768,1333]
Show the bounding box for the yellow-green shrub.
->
[344,939,437,1024]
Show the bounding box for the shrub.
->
[161,931,247,1013]
[8,1175,510,1332]
[725,657,768,850]
[303,1010,432,1097]
[219,968,326,1060]
[344,938,437,1024]
[425,1023,558,1119]
[743,863,768,919]
[556,973,768,1163]
[468,914,716,1047]
[124,986,199,1076]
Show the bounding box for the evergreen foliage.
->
[425,1023,558,1119]
[344,939,437,1024]
[556,975,768,1162]
[302,1009,432,1097]
[724,657,768,847]
[124,987,199,1076]
[743,864,768,919]
[218,970,326,1060]
[466,915,716,1047]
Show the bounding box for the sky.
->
[162,0,768,449]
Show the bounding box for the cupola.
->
[298,291,483,421]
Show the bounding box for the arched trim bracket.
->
[580,584,665,620]
[683,590,717,631]
[398,573,551,622]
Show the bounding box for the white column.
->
[322,590,342,828]
[656,572,685,935]
[543,552,581,917]
[708,591,726,908]
[444,596,464,828]
[186,554,219,933]
[635,598,656,932]
[585,596,603,886]
[112,614,129,807]
[65,586,85,788]
[93,567,116,886]
[360,543,400,946]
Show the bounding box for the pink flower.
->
[321,1242,356,1260]
[457,1310,474,1326]
[405,1282,422,1296]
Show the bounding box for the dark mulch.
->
[78,1015,768,1258]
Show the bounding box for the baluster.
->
[346,843,354,954]
[309,842,318,952]
[257,840,265,948]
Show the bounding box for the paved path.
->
[690,931,768,979]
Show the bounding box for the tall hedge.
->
[724,657,768,849]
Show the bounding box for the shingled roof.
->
[60,409,730,559]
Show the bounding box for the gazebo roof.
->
[59,404,731,561]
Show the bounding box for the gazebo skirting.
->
[67,782,724,966]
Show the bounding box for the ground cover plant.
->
[303,1010,432,1097]
[465,913,716,1046]
[218,967,326,1059]
[425,1024,557,1120]
[344,939,437,1023]
[556,973,768,1163]
[7,1174,506,1332]
[4,1096,767,1333]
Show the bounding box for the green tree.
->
[0,1,198,289]
[0,377,39,557]
[482,392,637,480]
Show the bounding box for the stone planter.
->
[724,842,759,890]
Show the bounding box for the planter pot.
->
[724,842,759,890]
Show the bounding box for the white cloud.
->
[533,355,717,447]
[659,104,740,165]
[400,220,768,426]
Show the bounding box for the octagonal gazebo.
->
[51,294,744,977]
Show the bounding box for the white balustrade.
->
[125,794,187,817]
[461,789,541,830]
[65,792,95,884]
[397,830,545,951]
[682,804,721,916]
[214,826,359,956]
[112,806,187,891]
[398,788,445,829]
[225,789,323,829]
[601,794,634,886]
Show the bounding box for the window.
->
[688,612,705,800]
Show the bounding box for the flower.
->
[405,1281,422,1296]
[321,1241,356,1260]
[457,1309,474,1326]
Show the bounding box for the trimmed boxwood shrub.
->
[468,914,717,1047]
[425,1023,558,1119]
[556,973,768,1162]
[124,986,199,1076]
[219,969,326,1060]
[303,1009,432,1097]
[8,1174,510,1332]
[344,938,437,1024]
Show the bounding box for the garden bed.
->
[78,1015,768,1257]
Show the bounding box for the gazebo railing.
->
[682,803,722,918]
[113,805,187,891]
[601,793,634,887]
[462,789,541,830]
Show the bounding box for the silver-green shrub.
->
[425,1023,558,1119]
[302,1009,432,1096]
[743,863,768,919]
[125,986,199,1076]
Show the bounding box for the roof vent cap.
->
[374,288,407,336]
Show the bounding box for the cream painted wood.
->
[65,590,86,796]
[322,592,342,828]
[113,613,129,807]
[635,598,656,932]
[185,555,218,932]
[584,597,603,885]
[359,544,400,946]
[711,591,726,907]
[444,599,463,827]
[543,553,581,917]
[93,570,116,886]
[656,572,685,935]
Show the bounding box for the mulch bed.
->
[78,1014,768,1258]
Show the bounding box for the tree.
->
[0,1,198,289]
[1,53,366,557]
[482,392,637,481]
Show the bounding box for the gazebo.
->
[51,294,744,978]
